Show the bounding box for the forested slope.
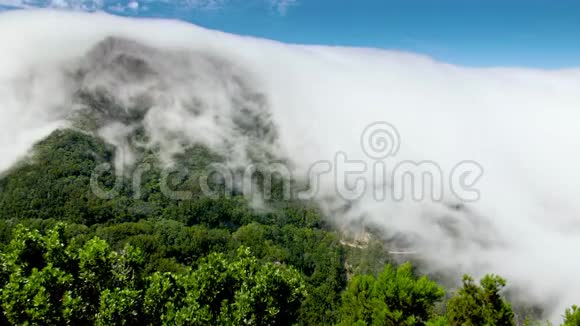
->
[0,128,578,325]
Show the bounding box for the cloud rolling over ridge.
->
[1,10,580,320]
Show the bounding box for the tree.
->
[339,262,445,326]
[0,224,308,325]
[563,305,580,326]
[96,288,142,326]
[446,274,514,326]
[0,225,73,325]
[166,247,307,325]
[0,224,145,325]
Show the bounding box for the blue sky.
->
[1,0,579,68]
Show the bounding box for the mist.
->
[1,10,580,320]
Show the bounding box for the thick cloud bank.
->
[1,10,580,320]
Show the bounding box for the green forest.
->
[0,128,578,326]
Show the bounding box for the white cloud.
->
[0,0,297,15]
[183,0,226,11]
[0,0,36,8]
[0,0,27,8]
[0,0,106,11]
[270,0,296,16]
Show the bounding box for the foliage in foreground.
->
[338,262,444,325]
[1,224,578,326]
[446,274,514,326]
[0,225,305,325]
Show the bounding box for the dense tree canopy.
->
[446,275,515,326]
[338,262,444,326]
[0,225,306,325]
